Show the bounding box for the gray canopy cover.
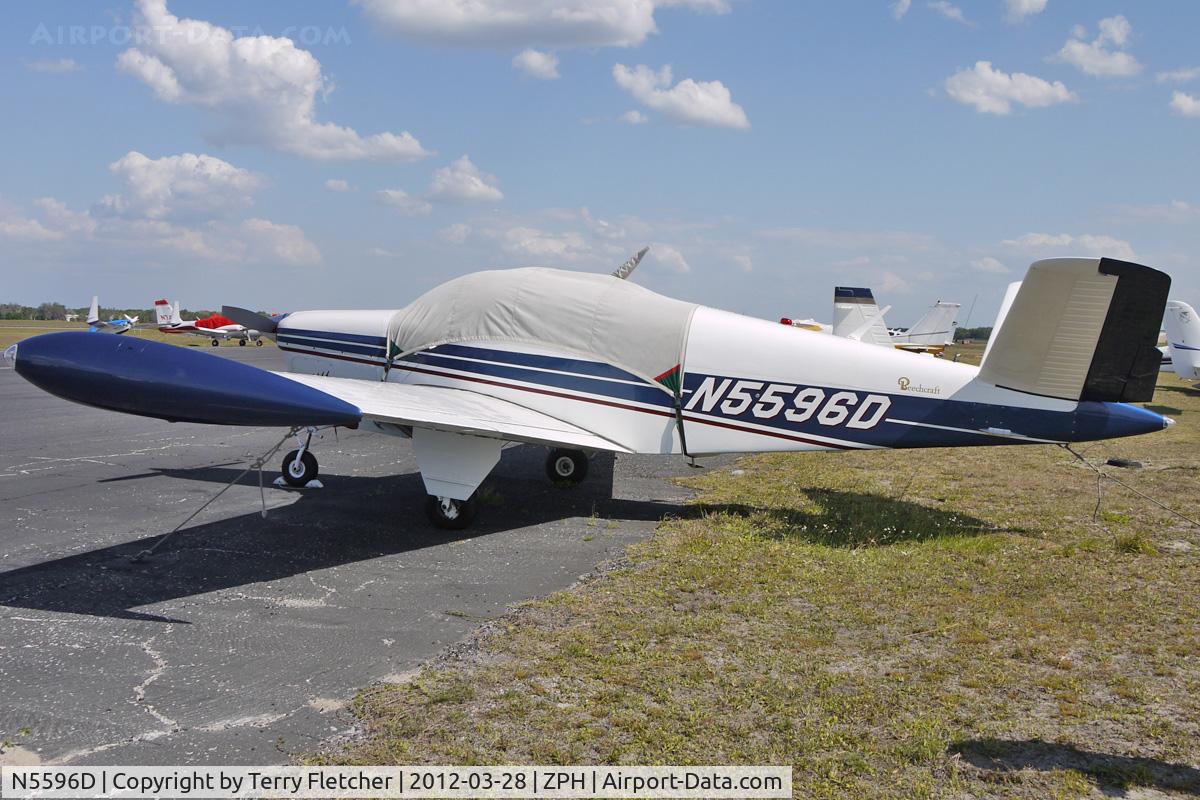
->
[387,268,698,388]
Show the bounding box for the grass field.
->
[323,345,1200,799]
[0,319,274,350]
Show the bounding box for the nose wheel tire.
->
[281,449,319,487]
[426,494,478,530]
[210,339,220,347]
[546,448,589,484]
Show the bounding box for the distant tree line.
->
[0,302,215,321]
[955,326,992,341]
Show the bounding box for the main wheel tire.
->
[210,339,220,347]
[255,339,264,347]
[238,338,246,346]
[426,494,478,530]
[281,449,318,487]
[546,448,589,484]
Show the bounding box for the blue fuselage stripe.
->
[427,343,645,382]
[280,328,388,347]
[399,352,672,407]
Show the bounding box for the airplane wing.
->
[279,372,633,453]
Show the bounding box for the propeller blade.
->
[222,306,278,337]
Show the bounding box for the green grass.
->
[0,319,274,350]
[318,363,1200,798]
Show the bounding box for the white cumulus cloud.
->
[512,49,560,79]
[96,151,266,221]
[1002,232,1135,261]
[118,0,429,161]
[613,63,749,129]
[970,256,1009,274]
[620,109,648,125]
[439,223,471,244]
[927,1,972,26]
[1170,91,1200,117]
[891,0,912,20]
[428,156,504,203]
[651,243,690,273]
[1004,0,1047,22]
[0,152,319,266]
[1157,67,1200,83]
[325,179,351,192]
[945,61,1076,114]
[503,226,589,260]
[353,0,725,49]
[375,189,433,216]
[240,218,322,265]
[1056,15,1141,77]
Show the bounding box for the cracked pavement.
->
[0,346,721,765]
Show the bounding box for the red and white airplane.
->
[154,299,263,346]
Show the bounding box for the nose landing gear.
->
[426,494,478,529]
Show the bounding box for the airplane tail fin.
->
[87,296,100,325]
[1163,300,1200,380]
[154,299,176,325]
[898,301,960,345]
[832,287,891,346]
[978,258,1170,402]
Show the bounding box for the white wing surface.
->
[277,373,632,453]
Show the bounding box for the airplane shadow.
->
[1157,382,1200,397]
[1,448,1005,622]
[0,449,683,623]
[951,738,1200,795]
[696,491,1003,547]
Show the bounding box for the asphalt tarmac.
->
[0,344,723,765]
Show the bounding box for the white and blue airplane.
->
[1163,300,1200,380]
[85,296,138,334]
[5,257,1173,529]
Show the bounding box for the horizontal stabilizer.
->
[978,258,1170,402]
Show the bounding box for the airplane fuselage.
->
[275,305,1167,456]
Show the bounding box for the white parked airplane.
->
[1163,300,1200,380]
[7,257,1172,530]
[832,288,959,355]
[155,299,263,346]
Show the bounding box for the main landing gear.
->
[210,338,220,347]
[238,338,247,346]
[281,428,320,487]
[546,448,589,483]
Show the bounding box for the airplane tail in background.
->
[155,299,178,325]
[832,287,891,346]
[978,257,1170,403]
[87,296,100,326]
[1164,300,1200,380]
[896,301,960,346]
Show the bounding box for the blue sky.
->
[2,0,1199,326]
